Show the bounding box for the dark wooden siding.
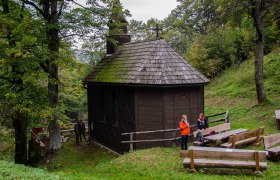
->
[134,86,204,150]
[88,84,204,153]
[88,84,135,153]
[135,88,164,149]
[163,90,175,146]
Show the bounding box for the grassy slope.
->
[1,49,280,179]
[205,48,280,133]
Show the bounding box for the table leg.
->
[209,141,217,147]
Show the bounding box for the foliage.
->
[0,0,49,126]
[128,0,279,79]
[0,126,14,161]
[59,55,90,121]
[128,18,162,42]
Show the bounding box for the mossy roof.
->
[84,39,209,85]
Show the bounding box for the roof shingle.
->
[84,39,209,85]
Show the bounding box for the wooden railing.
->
[30,129,46,148]
[121,111,229,151]
[207,110,230,123]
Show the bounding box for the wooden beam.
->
[122,136,181,144]
[129,134,133,151]
[207,111,227,118]
[122,128,180,135]
[189,150,196,172]
[255,151,260,172]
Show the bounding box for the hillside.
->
[1,49,280,179]
[205,48,280,133]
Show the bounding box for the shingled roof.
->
[84,39,209,85]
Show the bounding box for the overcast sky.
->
[77,0,179,22]
[121,0,179,22]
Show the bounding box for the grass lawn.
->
[41,136,280,180]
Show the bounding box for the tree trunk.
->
[13,112,27,164]
[46,1,61,150]
[251,0,266,103]
[2,0,28,164]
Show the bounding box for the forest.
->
[0,0,280,179]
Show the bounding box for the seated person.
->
[197,113,208,130]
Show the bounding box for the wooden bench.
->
[180,146,267,173]
[263,133,280,161]
[192,123,231,146]
[221,127,264,148]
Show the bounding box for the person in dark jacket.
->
[79,120,87,142]
[74,120,80,145]
[197,113,208,130]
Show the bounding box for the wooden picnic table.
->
[204,128,248,147]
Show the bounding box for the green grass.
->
[1,49,280,179]
[0,160,61,179]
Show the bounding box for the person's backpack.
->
[208,130,216,136]
[196,131,204,142]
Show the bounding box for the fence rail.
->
[121,111,229,151]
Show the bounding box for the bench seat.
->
[221,137,257,148]
[193,140,209,146]
[183,158,267,170]
[264,133,280,161]
[219,128,264,148]
[267,146,280,156]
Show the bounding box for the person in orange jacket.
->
[180,114,190,150]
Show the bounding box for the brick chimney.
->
[106,0,131,55]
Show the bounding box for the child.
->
[180,114,190,150]
[197,113,208,130]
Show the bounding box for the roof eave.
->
[82,81,210,87]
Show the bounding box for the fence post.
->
[225,111,230,123]
[130,133,133,151]
[172,130,176,146]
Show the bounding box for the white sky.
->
[77,0,179,22]
[121,0,179,22]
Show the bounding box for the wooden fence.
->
[121,111,230,151]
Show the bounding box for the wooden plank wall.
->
[135,86,204,149]
[135,88,164,149]
[88,84,135,153]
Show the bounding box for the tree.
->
[0,0,49,164]
[0,0,28,164]
[21,0,112,150]
[237,0,279,103]
[250,0,266,103]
